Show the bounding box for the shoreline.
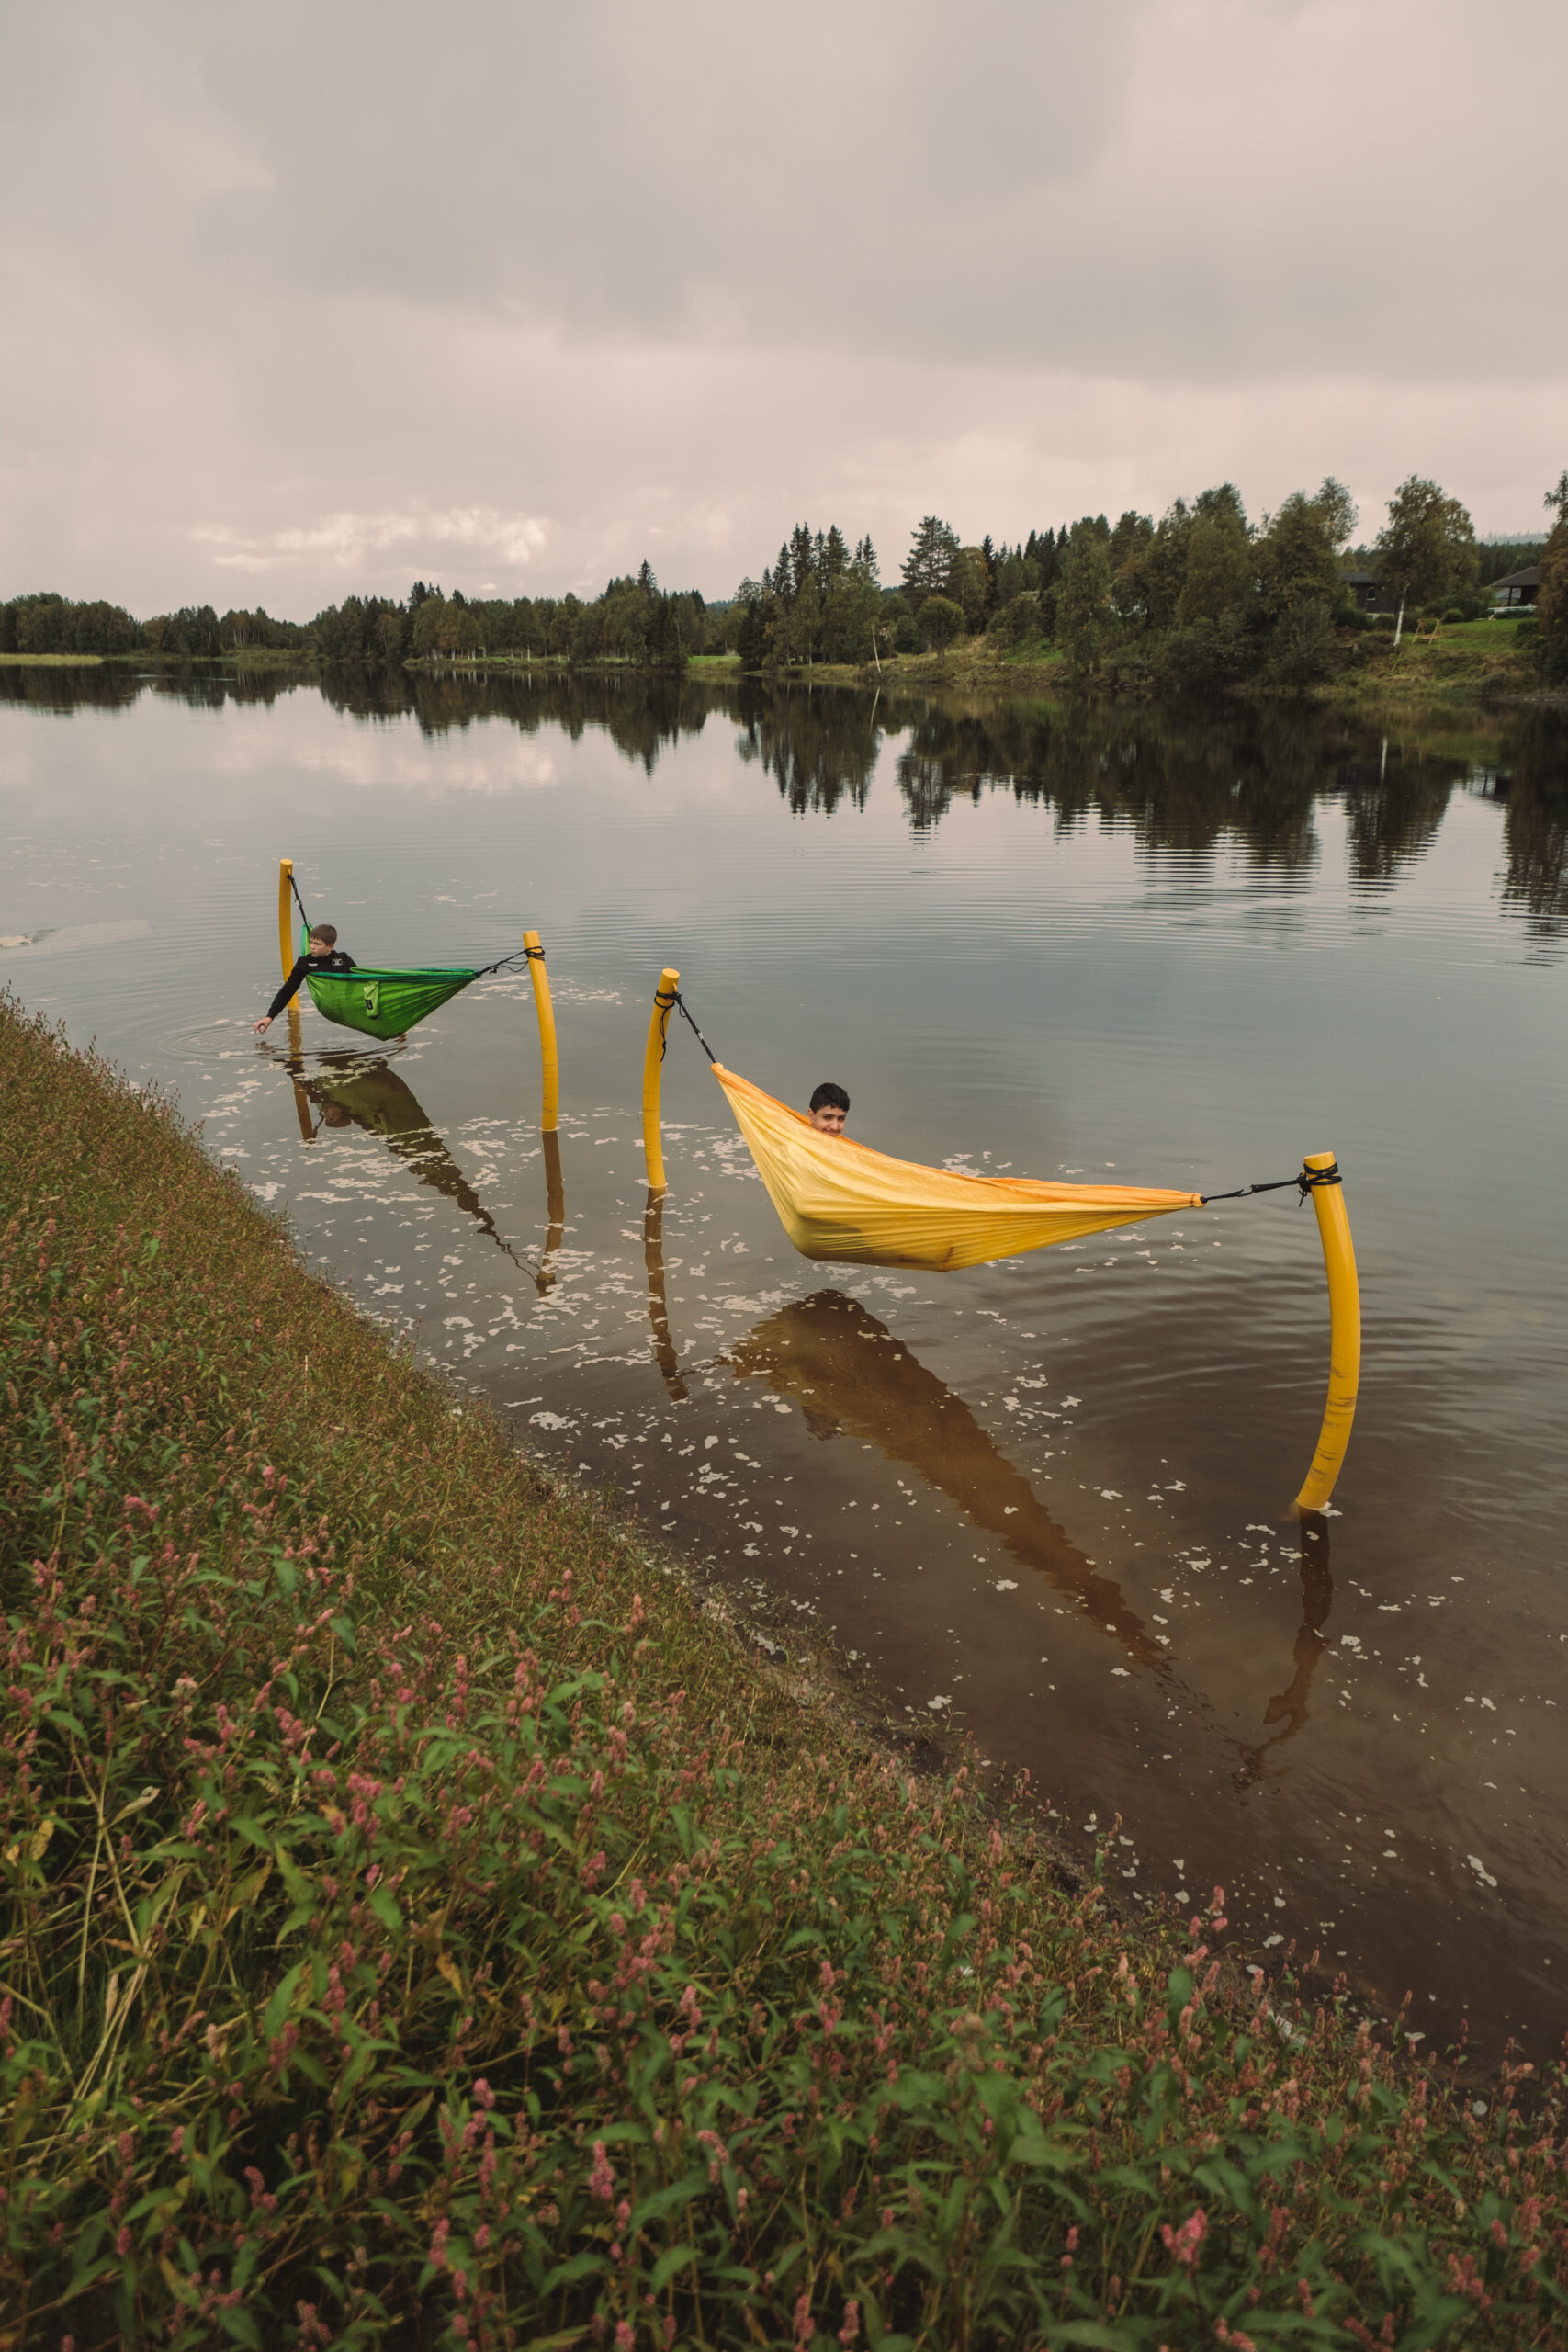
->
[4,991,1563,2342]
[4,636,1558,719]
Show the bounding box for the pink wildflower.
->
[1160,2207,1207,2270]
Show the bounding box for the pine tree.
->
[901,516,960,596]
[789,525,816,602]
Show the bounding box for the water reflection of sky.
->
[5,668,1568,2065]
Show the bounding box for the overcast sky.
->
[3,0,1562,616]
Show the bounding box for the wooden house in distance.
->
[1491,565,1540,610]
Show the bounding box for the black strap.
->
[524,944,546,960]
[288,869,311,930]
[1201,1162,1341,1205]
[671,990,716,1064]
[471,946,537,979]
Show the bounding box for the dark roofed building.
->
[1492,565,1540,609]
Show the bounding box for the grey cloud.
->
[153,0,1568,379]
[1,1,1563,614]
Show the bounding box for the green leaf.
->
[649,2241,701,2292]
[263,1960,308,2042]
[367,1882,404,1936]
[629,2173,706,2234]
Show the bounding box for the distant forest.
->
[5,469,1565,688]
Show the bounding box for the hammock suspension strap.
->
[288,870,312,931]
[470,945,540,980]
[1201,1162,1341,1206]
[671,990,716,1064]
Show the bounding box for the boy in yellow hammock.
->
[809,1081,850,1135]
[712,1063,1202,1273]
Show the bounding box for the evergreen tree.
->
[789,525,816,601]
[902,516,960,596]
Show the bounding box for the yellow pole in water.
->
[1293,1150,1360,1513]
[641,967,680,1194]
[524,929,558,1131]
[276,859,298,989]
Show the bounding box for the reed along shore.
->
[3,991,1564,2348]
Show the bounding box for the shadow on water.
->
[274,1040,563,1293]
[716,1285,1347,1792]
[642,1189,689,1401]
[727,1288,1168,1672]
[1235,1511,1335,1790]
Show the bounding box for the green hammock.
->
[305,965,480,1042]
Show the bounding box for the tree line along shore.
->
[5,994,1567,2346]
[5,470,1566,699]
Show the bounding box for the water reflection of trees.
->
[10,663,1565,908]
[734,684,880,816]
[1472,716,1568,936]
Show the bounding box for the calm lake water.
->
[5,663,1567,2065]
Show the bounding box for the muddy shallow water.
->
[6,664,1567,2064]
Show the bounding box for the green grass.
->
[4,993,1566,2349]
[0,650,105,666]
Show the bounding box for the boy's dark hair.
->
[310,923,338,946]
[809,1081,850,1114]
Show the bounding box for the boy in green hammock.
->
[254,924,356,1034]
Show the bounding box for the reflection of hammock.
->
[306,966,480,1042]
[712,1064,1201,1273]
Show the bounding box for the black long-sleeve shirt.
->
[267,949,355,1020]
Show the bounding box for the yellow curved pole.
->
[524,929,559,1132]
[277,858,298,989]
[1293,1150,1360,1513]
[641,966,680,1194]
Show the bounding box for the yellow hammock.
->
[711,1064,1201,1273]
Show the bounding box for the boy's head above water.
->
[809,1081,850,1135]
[309,924,338,953]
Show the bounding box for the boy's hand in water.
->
[253,1015,273,1034]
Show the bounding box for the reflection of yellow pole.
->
[641,967,680,1194]
[285,1007,313,1140]
[643,1185,689,1400]
[536,1127,565,1295]
[1294,1152,1360,1513]
[277,859,297,989]
[524,930,558,1131]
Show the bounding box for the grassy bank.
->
[758,622,1541,711]
[0,651,107,668]
[4,996,1565,2349]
